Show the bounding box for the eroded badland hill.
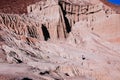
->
[0,0,120,80]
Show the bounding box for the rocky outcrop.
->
[27,0,120,43]
[27,0,68,40]
[0,0,119,42]
[0,20,120,80]
[0,0,120,80]
[82,1,120,44]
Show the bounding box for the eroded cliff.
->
[0,0,120,80]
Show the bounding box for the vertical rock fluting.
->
[58,0,120,43]
[0,0,120,42]
[27,0,68,40]
[0,13,43,42]
[26,0,93,40]
[0,13,27,36]
[0,0,120,80]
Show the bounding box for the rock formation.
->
[0,0,120,80]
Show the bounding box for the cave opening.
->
[64,16,71,33]
[41,24,50,41]
[59,2,71,33]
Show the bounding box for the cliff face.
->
[0,0,120,80]
[26,0,120,43]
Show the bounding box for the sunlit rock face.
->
[0,0,120,80]
[88,0,120,44]
[27,0,120,43]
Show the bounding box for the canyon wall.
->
[0,0,120,80]
[27,0,68,40]
[0,0,120,43]
[27,0,120,43]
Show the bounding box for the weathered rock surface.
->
[0,0,120,80]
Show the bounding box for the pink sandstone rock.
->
[0,0,120,80]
